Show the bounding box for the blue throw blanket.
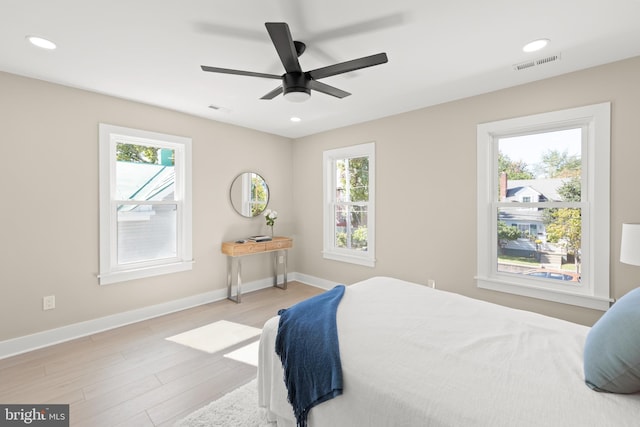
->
[275,285,345,427]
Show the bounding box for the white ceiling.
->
[2,0,640,138]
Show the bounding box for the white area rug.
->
[174,379,275,427]
[224,340,260,366]
[166,320,262,354]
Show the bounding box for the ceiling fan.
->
[201,22,388,102]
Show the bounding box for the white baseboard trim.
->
[292,272,340,290]
[0,272,334,360]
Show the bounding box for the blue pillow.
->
[584,287,640,393]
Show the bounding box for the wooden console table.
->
[221,236,293,303]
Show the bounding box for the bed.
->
[258,276,640,426]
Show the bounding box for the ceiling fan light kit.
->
[201,22,388,102]
[284,89,311,102]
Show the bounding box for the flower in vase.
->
[264,209,278,226]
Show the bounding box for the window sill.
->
[476,276,612,311]
[322,251,375,268]
[99,260,194,285]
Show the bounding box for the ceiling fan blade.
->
[308,80,351,98]
[265,22,302,74]
[307,14,404,43]
[201,65,281,80]
[260,86,284,100]
[308,53,388,80]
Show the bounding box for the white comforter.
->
[258,276,640,426]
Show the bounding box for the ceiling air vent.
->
[514,60,536,71]
[208,104,230,113]
[513,53,561,71]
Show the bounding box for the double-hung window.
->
[99,123,193,285]
[476,103,610,310]
[323,142,375,267]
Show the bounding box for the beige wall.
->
[0,71,293,341]
[1,56,639,343]
[292,56,640,326]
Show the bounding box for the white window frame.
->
[476,103,611,310]
[98,123,193,285]
[240,172,254,217]
[323,142,376,267]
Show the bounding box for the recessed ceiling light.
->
[523,39,549,53]
[290,117,302,123]
[26,35,57,50]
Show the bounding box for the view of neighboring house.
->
[498,172,569,266]
[116,151,177,264]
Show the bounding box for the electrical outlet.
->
[427,279,436,289]
[278,255,284,264]
[43,295,56,310]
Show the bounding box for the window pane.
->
[116,143,175,201]
[348,205,368,250]
[334,205,368,251]
[336,157,369,203]
[335,205,347,248]
[497,207,581,282]
[117,204,177,264]
[498,128,581,202]
[249,173,268,215]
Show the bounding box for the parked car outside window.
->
[522,269,580,282]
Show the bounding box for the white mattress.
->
[258,276,640,426]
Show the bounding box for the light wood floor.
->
[0,282,322,427]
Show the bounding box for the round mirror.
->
[229,172,269,217]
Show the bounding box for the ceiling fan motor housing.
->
[283,72,310,97]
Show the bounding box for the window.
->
[477,103,610,310]
[323,143,375,267]
[99,124,193,285]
